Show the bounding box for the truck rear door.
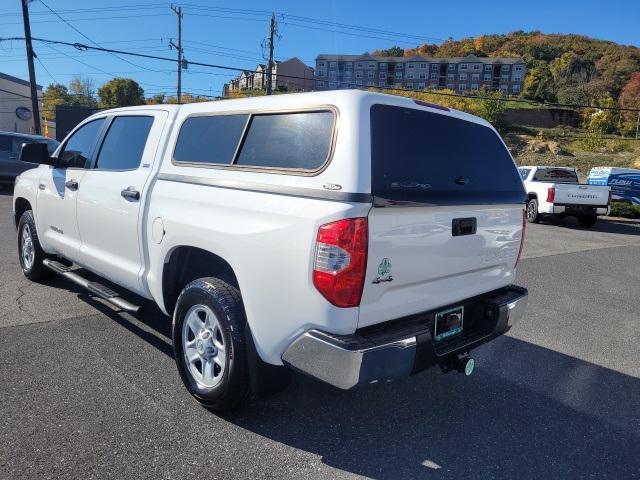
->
[359,104,527,328]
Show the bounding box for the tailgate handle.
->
[452,217,477,236]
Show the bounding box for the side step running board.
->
[43,259,141,314]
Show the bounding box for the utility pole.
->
[20,0,41,135]
[265,13,276,95]
[170,4,183,103]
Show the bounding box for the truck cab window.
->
[94,116,154,170]
[58,118,105,168]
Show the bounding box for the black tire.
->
[577,214,598,228]
[526,198,540,223]
[172,277,250,411]
[17,210,53,282]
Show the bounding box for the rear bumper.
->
[552,204,609,215]
[282,285,528,390]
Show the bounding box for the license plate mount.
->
[434,306,464,341]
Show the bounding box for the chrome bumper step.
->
[42,259,141,314]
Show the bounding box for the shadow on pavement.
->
[33,260,640,478]
[537,214,639,235]
[224,336,640,479]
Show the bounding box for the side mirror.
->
[20,142,57,166]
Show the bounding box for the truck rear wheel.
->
[577,214,598,228]
[17,210,53,282]
[526,198,540,223]
[172,277,250,411]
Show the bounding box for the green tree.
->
[372,46,404,57]
[97,78,145,108]
[476,88,506,126]
[42,83,71,121]
[523,64,556,101]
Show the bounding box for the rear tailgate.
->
[553,184,610,206]
[359,104,526,328]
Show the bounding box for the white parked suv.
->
[519,166,611,227]
[13,91,528,411]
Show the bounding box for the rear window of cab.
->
[173,110,335,173]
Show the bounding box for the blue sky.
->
[0,0,638,98]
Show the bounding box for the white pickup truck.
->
[519,166,611,227]
[13,91,528,411]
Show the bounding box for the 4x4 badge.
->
[372,258,393,284]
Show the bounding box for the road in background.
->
[1,191,639,479]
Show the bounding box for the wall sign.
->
[15,107,32,121]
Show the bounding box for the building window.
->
[405,82,413,89]
[513,84,521,93]
[501,74,509,81]
[418,82,425,89]
[472,73,480,80]
[329,82,337,88]
[471,83,479,91]
[379,62,387,70]
[356,71,363,78]
[344,62,352,69]
[484,64,492,71]
[430,73,437,80]
[379,81,386,87]
[430,64,438,70]
[502,65,511,71]
[483,74,491,81]
[499,84,508,93]
[408,62,415,68]
[344,70,352,78]
[513,76,522,82]
[368,71,375,78]
[316,70,326,77]
[460,63,468,70]
[448,73,455,80]
[379,72,386,79]
[430,82,438,88]
[356,62,364,68]
[395,71,403,78]
[458,83,467,91]
[329,71,336,79]
[395,63,403,70]
[515,65,523,71]
[316,81,325,87]
[459,73,468,80]
[473,64,480,70]
[448,64,456,71]
[407,72,414,79]
[420,73,427,80]
[366,80,374,86]
[329,61,337,69]
[368,62,376,68]
[356,80,363,86]
[318,61,326,67]
[447,83,454,89]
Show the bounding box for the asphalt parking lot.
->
[1,190,639,480]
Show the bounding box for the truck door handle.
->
[65,179,78,190]
[121,187,140,201]
[452,217,477,236]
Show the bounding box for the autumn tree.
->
[97,78,145,108]
[69,76,97,108]
[42,84,71,121]
[618,72,640,135]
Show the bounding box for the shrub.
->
[610,201,640,218]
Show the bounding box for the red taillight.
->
[515,209,527,270]
[313,218,368,308]
[546,187,555,203]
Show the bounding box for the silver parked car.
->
[0,131,59,184]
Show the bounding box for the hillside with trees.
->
[374,31,640,109]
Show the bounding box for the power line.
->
[3,35,639,113]
[38,0,167,74]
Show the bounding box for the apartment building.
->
[224,57,314,96]
[314,53,526,95]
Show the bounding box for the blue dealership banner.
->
[587,167,640,204]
